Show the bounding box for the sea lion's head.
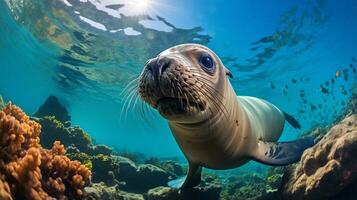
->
[138,44,233,124]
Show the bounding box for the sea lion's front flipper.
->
[250,137,315,166]
[168,164,201,189]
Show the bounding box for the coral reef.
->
[144,177,221,200]
[84,182,144,200]
[0,103,91,200]
[37,116,112,156]
[34,95,71,123]
[281,114,357,200]
[220,173,266,200]
[0,175,12,200]
[113,156,171,193]
[265,167,285,194]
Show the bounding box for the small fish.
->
[250,46,260,51]
[318,104,322,109]
[306,77,310,81]
[335,70,341,77]
[353,57,356,62]
[325,81,329,86]
[331,78,335,84]
[300,93,305,98]
[283,89,287,95]
[285,85,289,89]
[270,82,276,89]
[310,103,317,112]
[353,68,356,74]
[292,79,297,84]
[320,85,329,94]
[350,64,353,68]
[344,73,348,81]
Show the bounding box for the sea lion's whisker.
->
[120,85,138,120]
[193,75,225,98]
[190,73,226,99]
[174,78,185,110]
[122,86,139,120]
[191,82,229,119]
[120,75,140,97]
[190,84,225,118]
[193,76,230,118]
[186,90,201,111]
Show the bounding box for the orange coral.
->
[0,175,12,200]
[0,103,91,200]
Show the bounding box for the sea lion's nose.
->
[146,57,171,85]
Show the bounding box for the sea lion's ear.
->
[225,68,233,79]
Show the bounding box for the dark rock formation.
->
[36,116,112,156]
[144,180,221,200]
[34,95,71,123]
[115,156,171,193]
[85,182,144,200]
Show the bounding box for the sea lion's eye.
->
[199,53,215,72]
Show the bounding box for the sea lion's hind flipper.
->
[283,111,301,129]
[250,137,315,166]
[168,164,201,189]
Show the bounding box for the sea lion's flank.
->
[138,43,315,188]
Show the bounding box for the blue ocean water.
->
[0,0,356,162]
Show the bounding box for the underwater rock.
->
[85,182,144,200]
[145,158,185,178]
[0,103,91,200]
[91,154,119,185]
[115,156,170,193]
[91,144,113,155]
[67,151,121,186]
[282,114,357,200]
[37,116,112,156]
[135,164,171,192]
[144,180,221,200]
[34,94,71,123]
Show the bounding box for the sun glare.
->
[127,0,152,15]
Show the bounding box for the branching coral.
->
[0,103,91,200]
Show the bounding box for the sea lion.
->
[138,44,314,188]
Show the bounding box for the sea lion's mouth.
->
[156,97,205,112]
